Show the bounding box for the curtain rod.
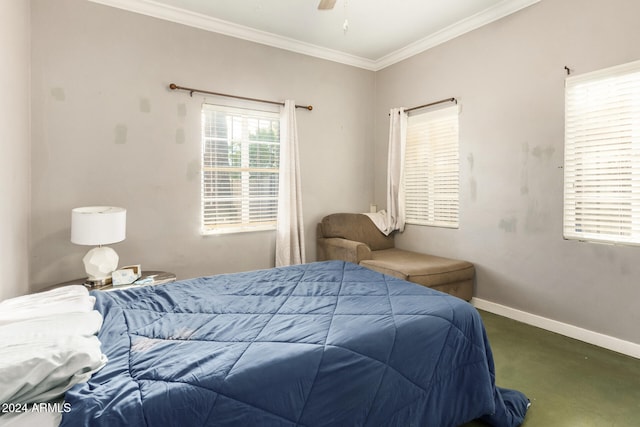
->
[169,83,313,111]
[389,97,457,115]
[405,97,457,113]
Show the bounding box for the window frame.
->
[563,60,640,246]
[200,103,281,235]
[403,104,461,229]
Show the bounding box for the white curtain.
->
[275,100,306,267]
[384,107,407,235]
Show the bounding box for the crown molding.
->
[87,0,539,72]
[373,0,540,70]
[87,0,378,70]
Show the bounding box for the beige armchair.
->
[317,213,475,301]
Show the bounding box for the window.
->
[404,105,460,228]
[201,104,280,234]
[564,60,640,246]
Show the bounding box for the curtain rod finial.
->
[169,83,177,90]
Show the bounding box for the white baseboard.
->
[471,298,640,359]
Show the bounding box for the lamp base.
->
[84,276,113,288]
[83,246,119,284]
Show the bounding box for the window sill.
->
[201,225,276,236]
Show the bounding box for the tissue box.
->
[122,264,142,278]
[112,268,140,286]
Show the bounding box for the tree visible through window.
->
[201,104,280,234]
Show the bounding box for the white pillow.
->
[0,333,107,404]
[0,310,103,338]
[0,285,95,326]
[0,288,107,405]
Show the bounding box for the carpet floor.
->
[460,310,640,427]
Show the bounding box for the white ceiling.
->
[89,0,539,70]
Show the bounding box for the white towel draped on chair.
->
[276,100,306,267]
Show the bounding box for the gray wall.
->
[374,0,640,344]
[0,0,31,300]
[23,0,640,347]
[30,0,375,288]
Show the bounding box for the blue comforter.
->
[61,261,528,426]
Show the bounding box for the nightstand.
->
[49,271,176,291]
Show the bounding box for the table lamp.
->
[71,206,126,286]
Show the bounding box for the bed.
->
[52,260,528,426]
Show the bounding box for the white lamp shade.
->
[71,206,126,246]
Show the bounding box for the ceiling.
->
[89,0,539,71]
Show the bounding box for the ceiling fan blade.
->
[318,0,336,10]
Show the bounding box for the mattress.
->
[60,260,528,426]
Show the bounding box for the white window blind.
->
[564,60,640,245]
[201,104,280,234]
[404,105,460,228]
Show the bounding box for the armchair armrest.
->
[317,237,372,264]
